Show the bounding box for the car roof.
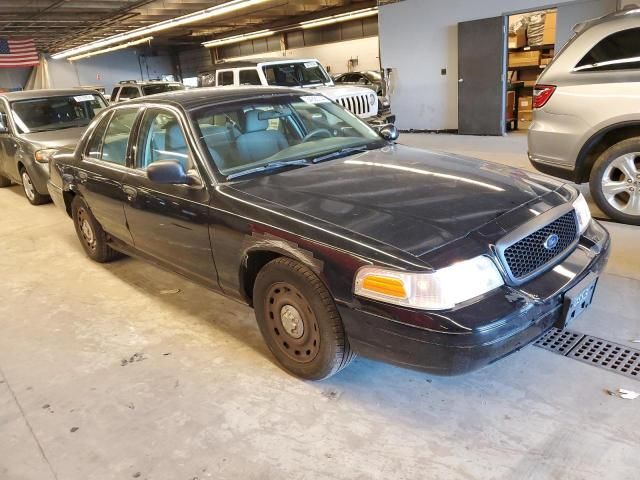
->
[0,89,103,101]
[117,80,182,86]
[123,85,309,110]
[198,57,318,73]
[574,7,640,34]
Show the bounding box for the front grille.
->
[503,211,578,280]
[337,94,371,116]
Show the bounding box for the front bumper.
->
[366,109,396,126]
[47,180,67,213]
[339,220,610,376]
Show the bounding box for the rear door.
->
[458,16,507,135]
[121,107,217,288]
[77,107,141,244]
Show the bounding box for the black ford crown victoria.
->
[48,87,610,380]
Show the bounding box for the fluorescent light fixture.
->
[300,7,378,29]
[202,29,274,48]
[51,0,269,59]
[68,36,153,61]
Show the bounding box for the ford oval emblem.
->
[544,234,560,250]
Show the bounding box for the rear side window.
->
[239,69,261,85]
[100,109,139,165]
[84,112,113,160]
[110,88,119,102]
[575,27,640,72]
[119,86,140,100]
[218,71,234,86]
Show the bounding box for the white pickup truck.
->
[197,58,395,125]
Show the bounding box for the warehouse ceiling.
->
[0,0,377,54]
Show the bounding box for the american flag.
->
[0,38,39,68]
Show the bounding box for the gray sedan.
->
[0,89,107,205]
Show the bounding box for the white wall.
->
[223,36,380,74]
[379,0,617,130]
[48,48,173,93]
[0,68,31,91]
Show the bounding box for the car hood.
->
[20,126,86,150]
[300,84,373,99]
[229,145,565,257]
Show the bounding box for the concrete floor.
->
[1,133,639,480]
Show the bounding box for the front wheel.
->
[253,257,354,380]
[71,196,121,263]
[590,137,640,225]
[20,168,49,205]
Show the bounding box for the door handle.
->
[122,185,137,201]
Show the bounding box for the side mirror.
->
[147,160,200,186]
[376,123,399,142]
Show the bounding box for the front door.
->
[458,16,507,135]
[122,107,217,288]
[77,108,140,245]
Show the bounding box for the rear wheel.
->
[20,168,49,205]
[0,174,11,187]
[71,196,121,263]
[253,257,354,380]
[590,137,640,225]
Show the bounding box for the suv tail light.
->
[533,85,556,109]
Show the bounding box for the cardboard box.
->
[506,90,516,121]
[540,57,552,66]
[519,69,539,82]
[508,30,527,49]
[519,96,533,110]
[508,51,541,67]
[542,11,557,45]
[519,111,533,122]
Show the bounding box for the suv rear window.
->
[575,27,640,72]
[239,69,261,85]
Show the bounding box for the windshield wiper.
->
[311,146,370,164]
[227,159,310,180]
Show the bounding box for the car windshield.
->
[142,84,186,95]
[11,94,106,134]
[192,93,384,180]
[262,62,331,87]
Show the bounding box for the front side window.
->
[100,109,139,165]
[218,71,234,86]
[110,88,119,103]
[239,69,261,85]
[11,94,106,134]
[262,62,331,87]
[0,102,10,133]
[142,84,186,96]
[136,109,194,172]
[575,27,640,72]
[192,94,383,179]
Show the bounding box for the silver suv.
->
[528,9,640,224]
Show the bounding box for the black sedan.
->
[48,87,610,380]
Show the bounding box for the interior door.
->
[458,16,507,136]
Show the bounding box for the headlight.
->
[354,256,504,310]
[573,193,591,234]
[369,93,376,106]
[34,148,58,164]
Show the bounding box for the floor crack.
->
[0,364,59,480]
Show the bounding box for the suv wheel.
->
[20,167,49,205]
[590,137,640,225]
[253,257,354,380]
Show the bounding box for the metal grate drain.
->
[535,328,584,355]
[535,328,640,381]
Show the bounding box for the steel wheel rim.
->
[77,207,96,251]
[21,171,35,201]
[602,152,640,215]
[265,282,320,364]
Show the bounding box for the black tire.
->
[71,195,121,263]
[590,137,640,225]
[253,257,355,380]
[0,174,11,188]
[20,167,50,205]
